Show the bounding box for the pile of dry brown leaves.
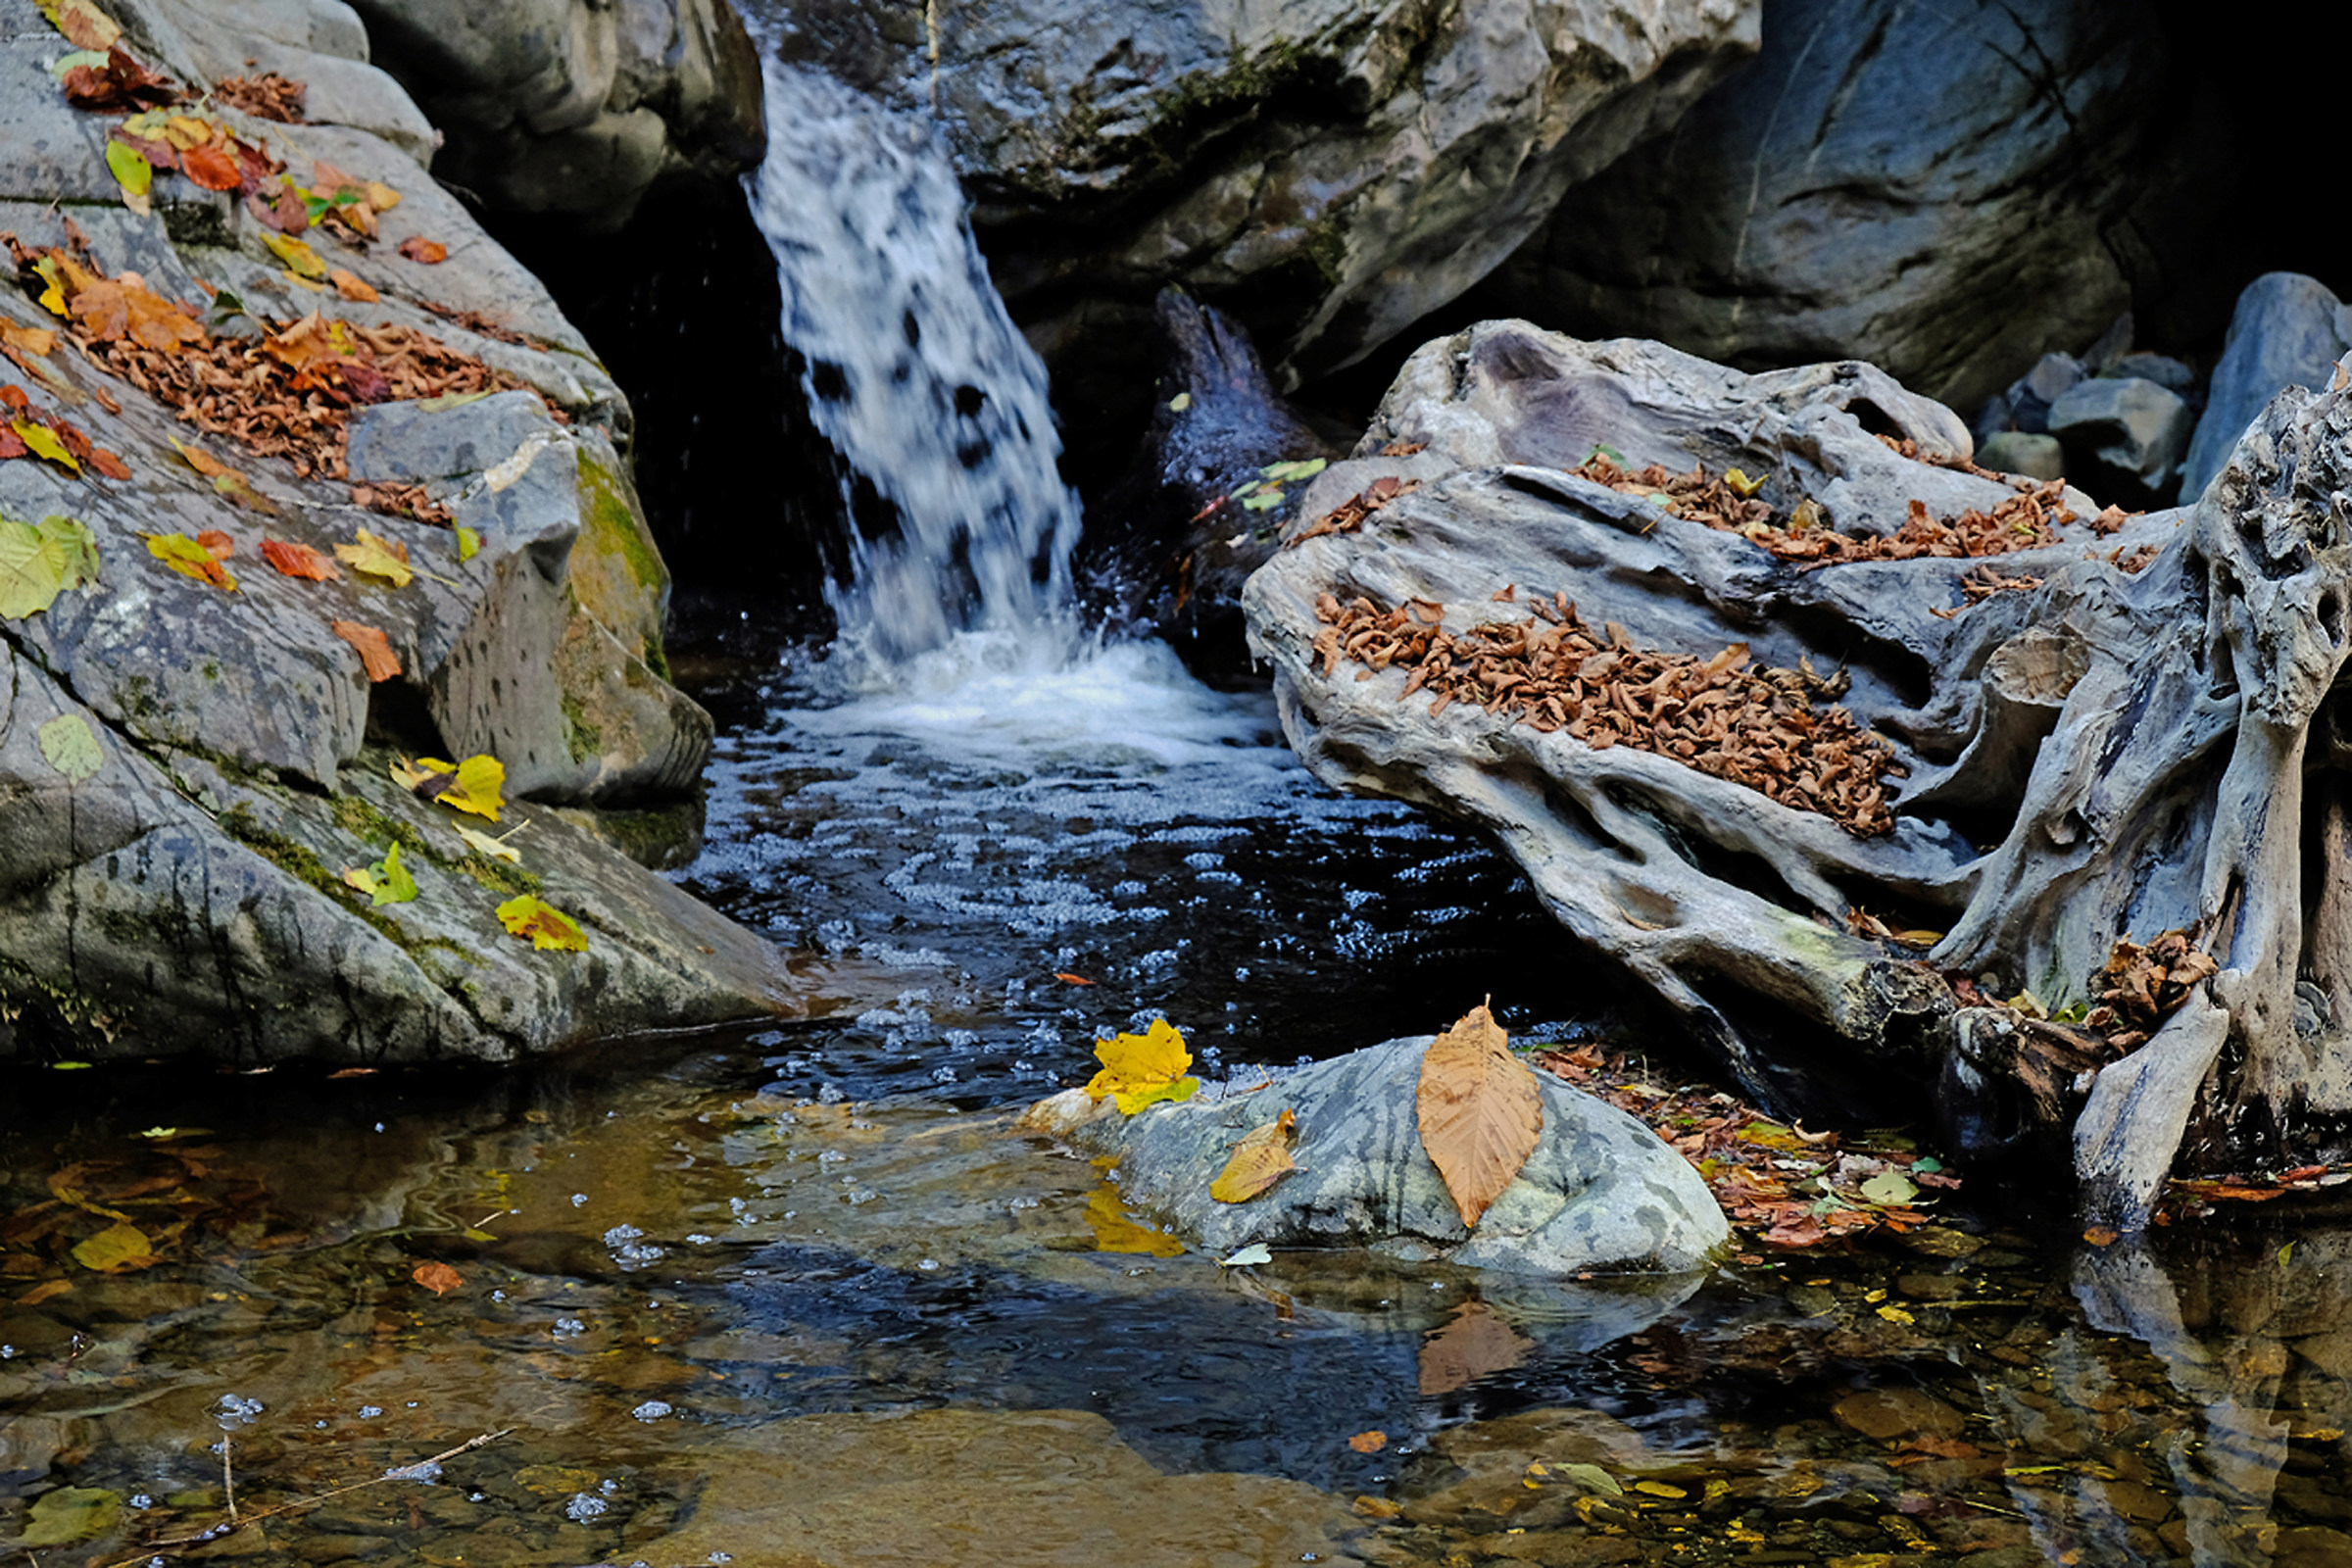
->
[1284,473,1418,548]
[2085,928,2220,1053]
[1312,589,1905,835]
[213,72,306,122]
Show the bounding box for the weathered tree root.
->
[1244,324,2352,1228]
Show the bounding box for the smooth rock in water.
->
[1490,0,2167,415]
[1977,431,2067,482]
[1040,1037,1730,1275]
[778,0,1759,402]
[2048,375,2193,494]
[2181,272,2352,500]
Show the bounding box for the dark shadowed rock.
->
[2181,272,2352,501]
[2047,376,2193,502]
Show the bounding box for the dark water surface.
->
[7,636,2352,1567]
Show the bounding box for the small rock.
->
[2109,351,2198,398]
[2048,375,2193,490]
[1977,430,2066,480]
[1831,1386,1967,1443]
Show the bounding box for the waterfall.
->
[747,61,1085,678]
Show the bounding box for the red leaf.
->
[181,143,243,192]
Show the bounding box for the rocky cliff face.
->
[0,0,797,1063]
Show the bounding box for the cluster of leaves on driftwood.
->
[1311,590,1904,835]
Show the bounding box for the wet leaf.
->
[335,526,414,586]
[72,1220,152,1271]
[1217,1242,1271,1267]
[497,894,587,952]
[20,1485,122,1546]
[330,619,401,682]
[440,754,505,820]
[1633,1480,1689,1499]
[1415,1004,1542,1228]
[1053,971,1095,986]
[398,236,449,264]
[1352,1495,1400,1519]
[17,1279,74,1305]
[1210,1108,1299,1202]
[1084,1018,1200,1114]
[1860,1171,1918,1206]
[412,1260,463,1295]
[1088,1184,1185,1257]
[260,537,338,580]
[1348,1430,1387,1453]
[456,525,482,562]
[36,713,103,782]
[1558,1463,1623,1496]
[143,530,236,589]
[263,230,327,279]
[1240,487,1286,513]
[1876,1303,1916,1326]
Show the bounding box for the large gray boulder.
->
[1029,1036,1730,1275]
[2180,272,2352,501]
[2046,375,2193,499]
[1487,0,2170,416]
[0,0,797,1061]
[342,0,766,224]
[776,0,1760,396]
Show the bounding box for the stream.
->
[11,36,2352,1568]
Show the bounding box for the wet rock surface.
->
[0,0,793,1061]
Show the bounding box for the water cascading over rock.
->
[747,63,1082,668]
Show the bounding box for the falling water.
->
[748,61,1085,679]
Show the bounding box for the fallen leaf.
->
[0,514,99,618]
[330,618,401,681]
[1352,1496,1401,1520]
[195,528,233,560]
[411,1260,463,1295]
[0,321,56,357]
[72,1220,152,1271]
[399,236,449,264]
[1416,1004,1543,1228]
[497,894,587,952]
[16,1279,74,1306]
[342,841,417,906]
[143,530,236,590]
[1084,1017,1200,1114]
[1634,1480,1689,1499]
[36,712,103,782]
[1087,1184,1185,1257]
[439,754,505,819]
[13,417,78,472]
[1558,1463,1623,1496]
[1860,1171,1918,1206]
[454,823,521,863]
[456,525,482,562]
[335,526,414,586]
[40,0,122,50]
[1210,1107,1300,1202]
[18,1486,122,1547]
[260,537,339,580]
[263,231,327,279]
[329,268,379,303]
[1217,1242,1271,1266]
[181,142,242,191]
[1053,971,1095,985]
[104,138,152,212]
[1348,1430,1388,1453]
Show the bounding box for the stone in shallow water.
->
[639,1406,1365,1567]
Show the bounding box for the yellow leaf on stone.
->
[1724,467,1766,498]
[1210,1108,1299,1202]
[72,1221,152,1272]
[1876,1303,1916,1326]
[14,417,78,472]
[263,231,328,280]
[1084,1017,1200,1115]
[1632,1481,1688,1498]
[455,822,521,862]
[439,754,505,820]
[496,894,586,952]
[334,526,413,586]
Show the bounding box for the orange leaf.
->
[329,268,379,303]
[1053,971,1096,986]
[260,537,340,581]
[330,619,401,682]
[196,528,233,560]
[1415,1004,1543,1229]
[88,447,130,480]
[398,236,448,265]
[1210,1107,1300,1203]
[180,143,242,191]
[411,1261,462,1296]
[1348,1430,1388,1453]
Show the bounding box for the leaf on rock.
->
[1084,1017,1200,1114]
[1415,1004,1543,1229]
[497,894,586,952]
[103,138,151,212]
[181,142,243,191]
[398,236,449,264]
[1217,1242,1271,1266]
[1,320,57,357]
[329,268,378,303]
[455,525,482,563]
[0,515,71,618]
[260,537,338,580]
[88,446,130,480]
[330,618,400,682]
[1210,1107,1300,1202]
[39,0,122,50]
[13,416,78,471]
[344,841,417,906]
[334,526,414,586]
[263,231,327,279]
[412,1260,463,1295]
[455,823,522,863]
[72,1220,152,1271]
[1087,1184,1185,1257]
[195,528,233,561]
[36,712,103,782]
[441,754,505,819]
[143,530,236,589]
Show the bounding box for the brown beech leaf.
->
[260,537,339,581]
[195,528,233,560]
[411,1260,462,1296]
[1210,1107,1299,1203]
[331,619,401,682]
[180,143,243,192]
[398,236,448,265]
[1415,1003,1542,1229]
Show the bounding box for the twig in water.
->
[222,1431,236,1523]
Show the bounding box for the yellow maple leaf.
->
[335,526,413,586]
[393,753,504,820]
[1084,1017,1200,1115]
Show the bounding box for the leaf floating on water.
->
[1859,1171,1918,1207]
[36,713,103,782]
[1089,1184,1185,1257]
[19,1485,122,1547]
[1052,970,1095,986]
[72,1220,152,1272]
[1217,1242,1271,1267]
[412,1261,463,1295]
[1210,1107,1299,1202]
[1352,1495,1401,1520]
[1084,1017,1200,1114]
[1415,1004,1543,1229]
[1348,1430,1388,1453]
[497,894,587,952]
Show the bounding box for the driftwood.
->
[1243,323,2352,1228]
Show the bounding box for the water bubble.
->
[600,1479,619,1495]
[553,1318,585,1338]
[710,1554,735,1564]
[564,1492,609,1522]
[571,1194,588,1207]
[492,1290,507,1302]
[816,1083,848,1104]
[0,1346,13,1359]
[817,1150,848,1165]
[603,1223,646,1246]
[842,1185,880,1205]
[929,1065,956,1084]
[129,1494,153,1509]
[631,1400,673,1422]
[917,1257,940,1270]
[943,1028,979,1049]
[687,1233,714,1245]
[360,1405,383,1418]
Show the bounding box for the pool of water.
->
[7,628,2352,1568]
